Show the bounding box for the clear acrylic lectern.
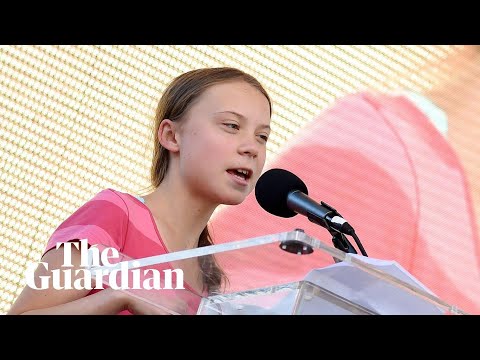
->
[87,229,467,315]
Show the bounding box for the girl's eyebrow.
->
[214,110,245,119]
[215,111,270,130]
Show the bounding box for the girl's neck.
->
[143,174,217,252]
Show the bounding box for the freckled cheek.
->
[184,136,229,169]
[202,134,232,153]
[257,150,267,168]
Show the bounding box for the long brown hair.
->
[150,67,272,294]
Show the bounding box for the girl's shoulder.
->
[97,187,144,204]
[99,188,147,213]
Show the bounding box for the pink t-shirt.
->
[44,188,202,315]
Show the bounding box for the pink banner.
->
[211,92,480,314]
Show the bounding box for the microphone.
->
[255,168,368,257]
[254,168,355,236]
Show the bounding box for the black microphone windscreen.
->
[255,168,308,218]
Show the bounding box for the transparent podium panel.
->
[198,281,378,315]
[86,230,468,315]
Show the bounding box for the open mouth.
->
[226,168,252,182]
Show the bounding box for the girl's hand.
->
[119,290,174,315]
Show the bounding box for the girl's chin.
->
[218,193,248,206]
[207,186,252,206]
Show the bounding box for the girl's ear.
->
[158,119,180,152]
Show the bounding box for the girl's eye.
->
[259,135,269,142]
[224,123,240,130]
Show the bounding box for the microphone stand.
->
[316,202,365,263]
[329,228,357,253]
[328,228,357,263]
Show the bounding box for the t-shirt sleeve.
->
[43,189,129,256]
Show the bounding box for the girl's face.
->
[176,80,271,206]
